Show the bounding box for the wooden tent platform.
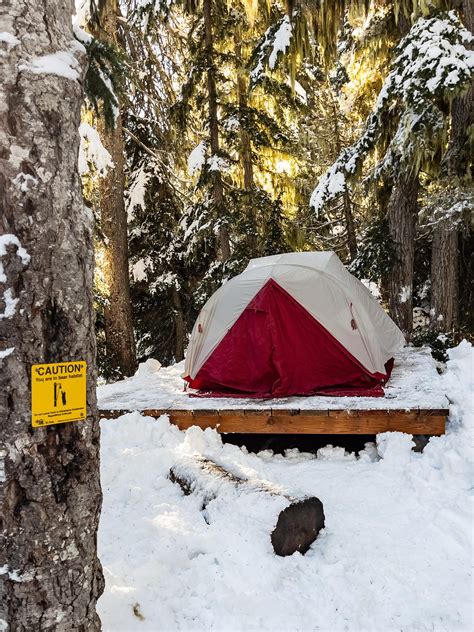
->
[100,407,448,435]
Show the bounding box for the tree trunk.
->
[430,224,459,330]
[387,169,419,337]
[172,287,185,362]
[0,1,104,629]
[235,34,257,254]
[430,0,472,331]
[93,0,138,377]
[169,455,325,557]
[329,87,357,260]
[343,191,358,261]
[203,0,231,261]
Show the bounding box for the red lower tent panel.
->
[185,279,393,398]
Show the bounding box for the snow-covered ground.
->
[97,342,472,631]
[98,345,448,411]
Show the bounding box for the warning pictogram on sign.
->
[31,361,87,427]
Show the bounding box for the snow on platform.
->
[98,345,449,412]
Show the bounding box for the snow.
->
[310,11,474,214]
[223,116,239,131]
[12,172,37,192]
[361,279,380,299]
[399,285,411,303]
[79,122,113,176]
[268,15,292,70]
[131,258,150,282]
[98,345,449,412]
[310,163,347,214]
[150,271,180,292]
[290,78,307,104]
[72,23,92,46]
[207,155,228,173]
[0,348,14,360]
[98,341,473,631]
[187,141,206,175]
[74,0,91,27]
[99,69,120,120]
[0,32,20,50]
[0,234,30,283]
[0,288,18,320]
[126,166,149,220]
[0,565,23,582]
[250,15,293,84]
[19,49,81,80]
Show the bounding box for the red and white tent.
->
[183,252,405,398]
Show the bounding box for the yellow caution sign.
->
[31,361,87,427]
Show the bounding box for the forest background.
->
[76,0,473,380]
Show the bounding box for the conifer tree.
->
[1,1,103,627]
[310,8,473,335]
[81,0,138,378]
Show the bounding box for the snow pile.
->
[135,358,162,376]
[98,345,449,411]
[98,342,473,631]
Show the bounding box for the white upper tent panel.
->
[184,252,405,380]
[245,251,335,272]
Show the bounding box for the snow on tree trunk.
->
[387,169,419,337]
[0,1,104,629]
[203,0,231,262]
[94,0,138,378]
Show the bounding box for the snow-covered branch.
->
[310,11,474,214]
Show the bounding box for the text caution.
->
[31,361,87,427]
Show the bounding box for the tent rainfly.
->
[183,252,406,398]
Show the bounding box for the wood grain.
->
[100,407,448,435]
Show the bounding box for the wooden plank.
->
[99,408,447,435]
[166,410,447,435]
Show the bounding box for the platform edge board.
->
[165,412,446,435]
[99,408,447,435]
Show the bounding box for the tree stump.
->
[169,456,325,556]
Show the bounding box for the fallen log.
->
[169,455,325,557]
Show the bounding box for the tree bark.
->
[0,1,104,629]
[203,0,231,261]
[93,0,138,377]
[235,33,257,253]
[429,0,473,331]
[430,224,459,330]
[387,169,419,337]
[329,87,357,260]
[343,191,358,261]
[172,287,185,362]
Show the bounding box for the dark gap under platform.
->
[221,433,378,455]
